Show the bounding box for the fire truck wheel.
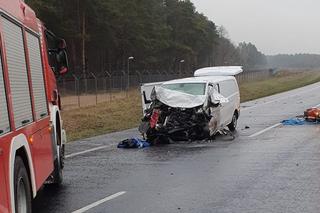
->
[14,156,32,213]
[52,132,63,186]
[50,126,64,186]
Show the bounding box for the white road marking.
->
[65,144,113,159]
[249,123,282,138]
[242,85,320,112]
[71,191,127,213]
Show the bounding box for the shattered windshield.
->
[161,83,206,96]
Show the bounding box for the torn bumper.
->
[139,104,214,144]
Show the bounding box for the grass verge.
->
[62,90,142,142]
[240,70,320,102]
[62,70,320,142]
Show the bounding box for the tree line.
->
[26,0,267,77]
[268,54,320,69]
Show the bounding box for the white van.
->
[139,66,242,142]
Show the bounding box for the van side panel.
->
[219,78,240,126]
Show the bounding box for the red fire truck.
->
[0,0,68,212]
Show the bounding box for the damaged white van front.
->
[139,66,242,144]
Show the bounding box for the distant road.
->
[33,82,320,213]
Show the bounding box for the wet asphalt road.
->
[33,82,320,213]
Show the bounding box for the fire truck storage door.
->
[0,52,9,136]
[0,50,10,212]
[2,17,33,128]
[26,32,48,120]
[26,32,53,185]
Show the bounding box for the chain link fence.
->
[58,69,275,110]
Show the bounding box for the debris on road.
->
[241,125,250,130]
[304,108,320,122]
[282,114,320,126]
[282,118,305,126]
[281,108,320,126]
[117,138,150,149]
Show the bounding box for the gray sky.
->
[191,0,320,55]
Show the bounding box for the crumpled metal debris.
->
[139,98,229,144]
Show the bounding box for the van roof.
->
[194,66,243,77]
[162,75,235,85]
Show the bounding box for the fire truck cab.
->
[0,0,68,212]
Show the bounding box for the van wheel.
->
[228,112,238,132]
[14,156,32,213]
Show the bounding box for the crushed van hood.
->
[154,86,206,108]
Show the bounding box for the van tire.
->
[228,112,238,132]
[14,156,32,213]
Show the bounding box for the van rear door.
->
[141,82,164,114]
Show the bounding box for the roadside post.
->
[127,56,134,97]
[179,59,185,77]
[105,71,112,101]
[72,74,80,107]
[90,72,98,105]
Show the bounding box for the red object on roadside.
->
[150,109,160,128]
[304,108,320,121]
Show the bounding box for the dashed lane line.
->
[65,144,113,159]
[71,191,127,213]
[248,123,282,138]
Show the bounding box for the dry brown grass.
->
[61,90,142,141]
[62,70,320,142]
[61,90,129,111]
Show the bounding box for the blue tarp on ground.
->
[281,118,305,126]
[118,138,151,149]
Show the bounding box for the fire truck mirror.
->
[57,49,69,75]
[58,39,67,49]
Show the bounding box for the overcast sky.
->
[191,0,320,55]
